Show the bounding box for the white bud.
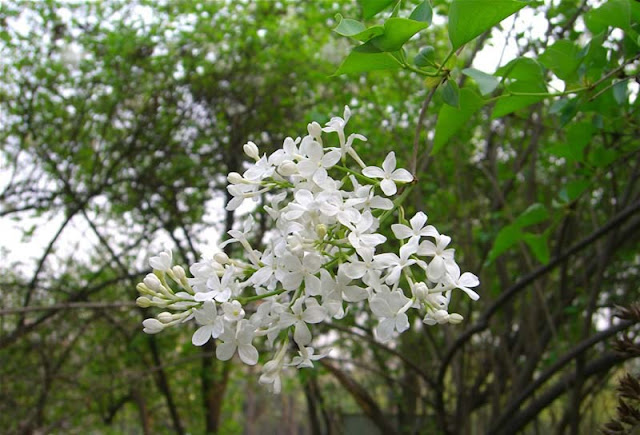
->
[307,121,322,138]
[433,309,450,324]
[157,312,174,323]
[448,313,464,324]
[142,318,165,334]
[315,224,327,239]
[172,265,186,281]
[136,296,152,308]
[227,172,244,184]
[214,252,230,264]
[277,160,297,176]
[413,282,429,301]
[243,141,260,160]
[143,273,162,291]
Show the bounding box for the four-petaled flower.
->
[362,151,414,196]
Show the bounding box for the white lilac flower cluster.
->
[135,107,479,393]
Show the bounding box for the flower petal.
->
[238,344,259,365]
[192,325,214,346]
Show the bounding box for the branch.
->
[438,199,640,384]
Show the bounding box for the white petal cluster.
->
[136,106,479,392]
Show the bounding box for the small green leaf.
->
[613,81,628,104]
[584,0,631,34]
[333,14,366,37]
[414,46,436,67]
[441,80,460,108]
[409,0,433,24]
[333,42,401,75]
[351,25,385,42]
[462,67,499,95]
[523,233,550,264]
[539,40,583,81]
[514,203,549,228]
[559,178,590,203]
[491,80,546,119]
[495,57,545,82]
[488,224,522,263]
[360,0,396,19]
[448,0,530,50]
[371,18,429,52]
[432,88,484,153]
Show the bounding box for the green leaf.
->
[487,224,522,263]
[539,41,583,81]
[559,178,590,203]
[462,67,499,95]
[351,25,386,42]
[360,0,396,19]
[491,80,546,119]
[613,81,628,105]
[495,57,544,82]
[409,0,433,24]
[432,88,484,153]
[333,42,401,75]
[371,18,429,51]
[522,233,550,264]
[333,14,366,37]
[441,80,460,108]
[448,0,530,50]
[414,46,436,67]
[584,0,631,34]
[514,203,549,228]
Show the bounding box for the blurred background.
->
[1,0,639,434]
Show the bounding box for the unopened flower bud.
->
[278,160,297,176]
[214,252,230,264]
[448,313,463,324]
[307,121,322,139]
[433,309,450,324]
[142,318,165,334]
[136,296,152,308]
[157,312,174,323]
[227,172,244,184]
[413,282,429,301]
[243,141,260,160]
[171,265,186,281]
[315,224,327,239]
[144,273,162,291]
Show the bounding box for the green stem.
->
[238,289,287,304]
[378,184,414,225]
[335,164,379,185]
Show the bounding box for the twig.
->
[0,301,136,315]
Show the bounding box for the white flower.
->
[194,266,235,303]
[192,301,224,346]
[289,346,327,368]
[278,298,326,346]
[375,238,419,286]
[279,252,323,293]
[216,319,259,365]
[222,300,246,321]
[149,250,173,272]
[297,139,341,186]
[369,289,411,342]
[444,262,480,301]
[362,152,413,196]
[418,234,455,281]
[345,211,386,256]
[391,212,438,244]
